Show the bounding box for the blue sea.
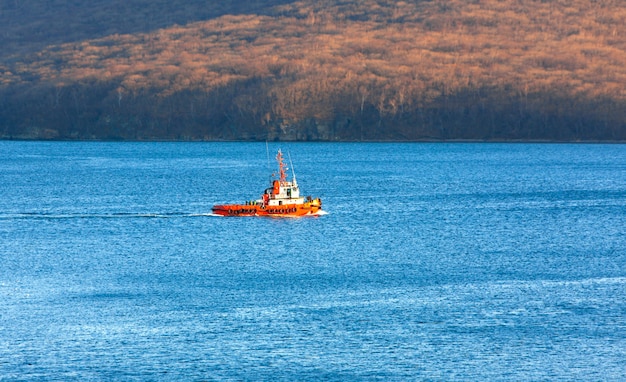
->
[1,141,625,380]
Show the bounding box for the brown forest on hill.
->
[1,0,625,141]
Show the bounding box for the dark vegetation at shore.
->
[1,0,625,141]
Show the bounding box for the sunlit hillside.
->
[1,0,625,140]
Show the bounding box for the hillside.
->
[1,0,625,141]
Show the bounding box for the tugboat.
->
[212,149,322,217]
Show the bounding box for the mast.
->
[276,149,287,183]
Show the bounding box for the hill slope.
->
[1,0,625,141]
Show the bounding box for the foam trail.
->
[0,212,219,220]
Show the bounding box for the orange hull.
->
[212,201,321,217]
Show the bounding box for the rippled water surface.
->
[1,142,625,380]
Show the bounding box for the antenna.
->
[266,141,273,183]
[265,141,271,171]
[288,151,297,184]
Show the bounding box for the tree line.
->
[1,0,625,141]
